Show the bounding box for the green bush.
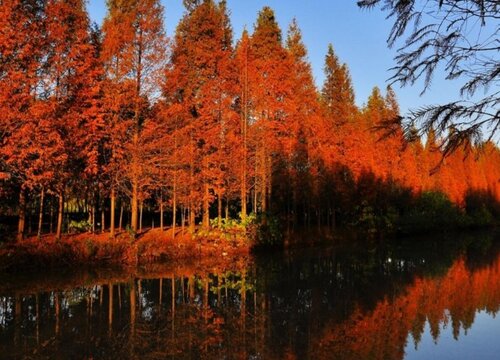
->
[249,213,283,248]
[397,191,465,234]
[464,190,499,227]
[68,219,91,234]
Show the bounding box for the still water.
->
[1,232,499,359]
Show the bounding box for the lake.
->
[1,231,499,359]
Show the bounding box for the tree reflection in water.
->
[0,233,499,359]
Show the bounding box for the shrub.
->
[249,213,283,248]
[464,190,499,226]
[398,191,465,234]
[68,220,91,234]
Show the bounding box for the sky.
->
[86,0,468,116]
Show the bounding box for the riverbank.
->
[0,227,251,273]
[1,220,498,274]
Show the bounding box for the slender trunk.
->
[241,52,248,221]
[181,206,185,236]
[139,202,143,232]
[172,173,177,239]
[159,197,164,232]
[110,188,116,237]
[202,183,209,229]
[241,179,247,220]
[131,182,138,232]
[189,136,195,233]
[17,189,26,242]
[56,190,64,240]
[28,206,32,235]
[217,194,222,228]
[189,205,195,233]
[37,187,44,239]
[225,201,229,222]
[91,205,95,233]
[253,188,257,214]
[261,174,267,213]
[101,206,105,233]
[130,28,143,234]
[88,201,92,232]
[50,202,54,234]
[119,204,124,230]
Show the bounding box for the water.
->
[0,232,499,359]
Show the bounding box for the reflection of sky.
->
[405,310,500,360]
[0,297,13,328]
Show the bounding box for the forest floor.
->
[0,227,251,273]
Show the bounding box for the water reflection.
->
[1,233,499,359]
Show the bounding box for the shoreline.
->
[1,225,498,274]
[0,227,251,273]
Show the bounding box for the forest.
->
[1,0,500,249]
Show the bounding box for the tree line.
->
[1,0,499,242]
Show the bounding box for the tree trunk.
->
[101,206,105,233]
[159,197,164,232]
[172,200,176,239]
[87,201,92,232]
[189,204,195,233]
[241,178,247,221]
[139,202,143,232]
[110,188,116,237]
[130,26,142,234]
[172,174,177,239]
[253,188,257,214]
[181,206,185,236]
[261,149,267,214]
[17,189,26,242]
[119,204,124,230]
[50,203,54,234]
[202,183,209,229]
[131,182,138,232]
[241,43,248,221]
[37,187,44,239]
[56,190,64,240]
[217,194,222,228]
[28,206,32,235]
[91,205,95,233]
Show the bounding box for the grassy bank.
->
[0,227,251,273]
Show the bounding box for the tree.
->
[249,6,292,213]
[0,0,51,240]
[358,0,499,153]
[322,44,356,125]
[284,19,323,224]
[164,0,238,230]
[102,0,167,233]
[43,0,100,239]
[235,29,251,221]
